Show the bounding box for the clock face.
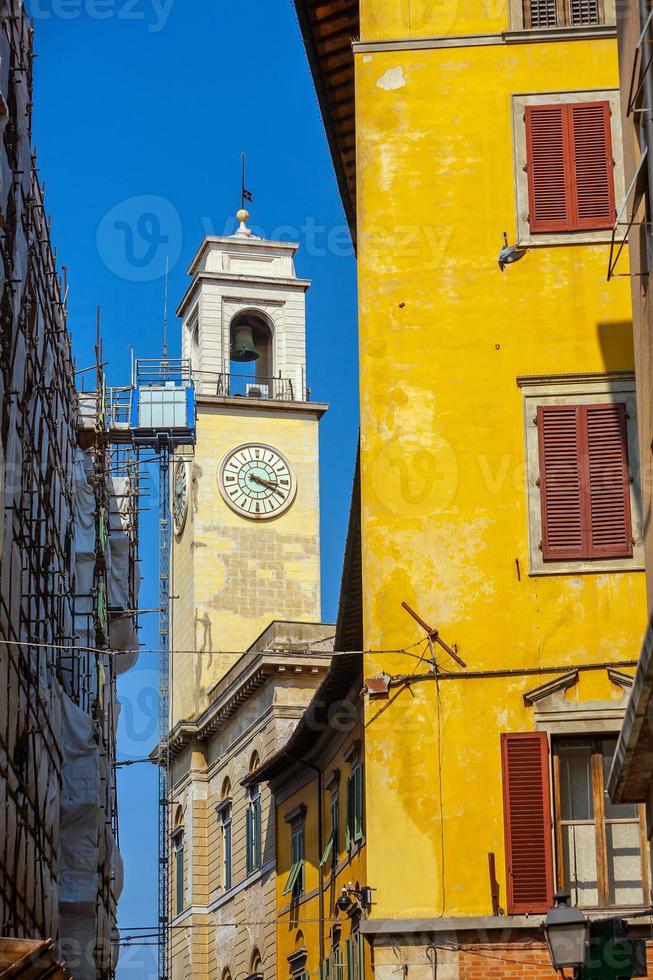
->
[173,460,189,535]
[218,443,297,520]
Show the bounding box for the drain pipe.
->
[640,0,653,263]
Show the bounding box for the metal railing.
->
[193,371,297,401]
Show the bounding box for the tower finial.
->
[235,208,252,237]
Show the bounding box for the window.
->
[502,731,650,914]
[282,820,305,899]
[522,0,603,29]
[246,785,262,875]
[501,732,554,914]
[519,375,642,575]
[513,92,624,247]
[526,102,615,233]
[320,789,339,872]
[346,764,364,848]
[553,737,649,908]
[345,930,365,980]
[173,831,185,916]
[537,403,632,561]
[221,803,233,891]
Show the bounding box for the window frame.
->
[283,812,306,900]
[512,90,625,247]
[221,802,233,892]
[246,784,262,875]
[509,0,615,29]
[518,374,642,576]
[551,735,650,909]
[172,828,185,917]
[320,788,340,872]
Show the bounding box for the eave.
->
[153,650,332,762]
[293,0,358,236]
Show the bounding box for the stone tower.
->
[170,210,327,724]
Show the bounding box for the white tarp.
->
[58,691,102,980]
[73,451,95,558]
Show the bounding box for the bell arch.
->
[229,309,275,380]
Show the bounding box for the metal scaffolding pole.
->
[158,440,171,980]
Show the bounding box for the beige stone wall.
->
[169,670,325,980]
[171,402,322,724]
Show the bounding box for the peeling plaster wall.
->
[355,4,646,925]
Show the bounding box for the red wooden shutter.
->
[569,102,615,231]
[526,102,615,233]
[525,0,557,27]
[570,0,601,25]
[538,405,585,560]
[585,403,632,558]
[526,105,571,233]
[501,732,554,915]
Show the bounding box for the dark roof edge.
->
[292,0,357,237]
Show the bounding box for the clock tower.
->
[170,210,327,725]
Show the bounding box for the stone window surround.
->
[343,740,362,766]
[517,372,643,576]
[284,803,307,827]
[508,0,616,30]
[522,669,651,910]
[512,88,625,247]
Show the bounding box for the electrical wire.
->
[0,635,437,660]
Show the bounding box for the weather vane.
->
[241,152,253,211]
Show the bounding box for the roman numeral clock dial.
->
[218,443,297,520]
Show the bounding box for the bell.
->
[230,324,260,363]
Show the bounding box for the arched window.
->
[248,948,263,980]
[171,806,185,917]
[246,754,262,874]
[229,310,274,391]
[288,931,307,980]
[218,778,233,891]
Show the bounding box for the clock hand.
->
[250,474,285,492]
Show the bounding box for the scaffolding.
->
[0,0,76,948]
[104,357,195,980]
[0,4,148,975]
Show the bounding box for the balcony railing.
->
[193,371,297,402]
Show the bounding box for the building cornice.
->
[352,24,616,54]
[176,271,310,318]
[195,394,329,419]
[154,652,331,762]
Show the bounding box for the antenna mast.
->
[241,152,253,211]
[162,257,169,360]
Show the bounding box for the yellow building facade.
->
[248,653,368,980]
[292,0,653,975]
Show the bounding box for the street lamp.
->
[544,892,590,976]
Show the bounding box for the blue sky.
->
[28,1,358,973]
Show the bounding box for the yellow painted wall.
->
[355,11,646,921]
[171,403,322,724]
[275,726,368,980]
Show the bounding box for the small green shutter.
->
[246,806,253,874]
[345,939,353,980]
[345,778,353,849]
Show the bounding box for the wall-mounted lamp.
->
[336,884,373,914]
[498,232,527,271]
